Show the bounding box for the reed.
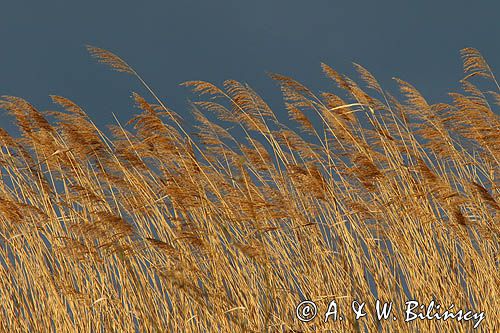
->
[0,47,498,332]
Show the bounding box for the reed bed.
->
[0,47,498,332]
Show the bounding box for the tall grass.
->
[0,47,498,332]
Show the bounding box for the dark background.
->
[1,0,499,130]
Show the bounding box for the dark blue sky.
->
[1,0,499,129]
